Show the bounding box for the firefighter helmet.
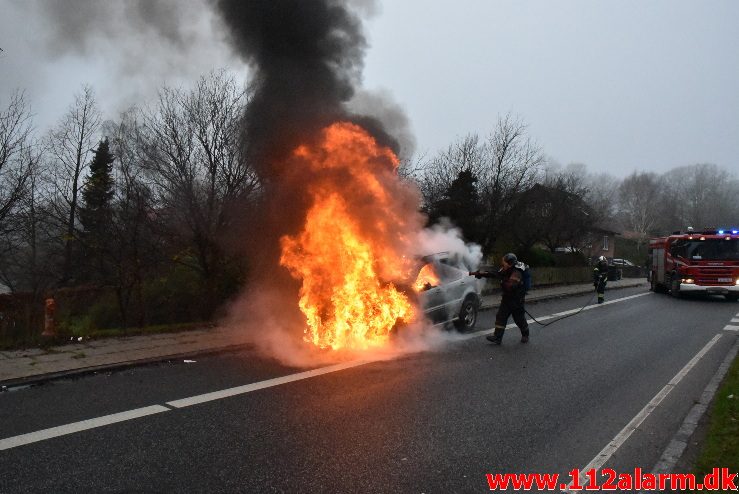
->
[598,256,607,262]
[503,253,518,265]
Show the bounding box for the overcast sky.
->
[1,0,737,176]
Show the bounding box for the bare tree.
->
[477,114,544,253]
[0,147,58,295]
[659,164,738,232]
[416,133,483,212]
[47,85,102,283]
[582,170,620,225]
[0,91,34,234]
[140,71,257,316]
[506,163,594,255]
[618,171,661,252]
[411,114,542,254]
[103,110,159,327]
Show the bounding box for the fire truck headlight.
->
[735,279,739,286]
[682,278,694,284]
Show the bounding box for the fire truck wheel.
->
[726,293,739,302]
[650,276,664,293]
[670,277,682,298]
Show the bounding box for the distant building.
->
[582,225,619,261]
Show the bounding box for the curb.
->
[0,342,253,390]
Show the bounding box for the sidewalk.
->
[0,279,648,387]
[0,326,254,387]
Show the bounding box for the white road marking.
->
[730,318,739,323]
[724,325,739,332]
[0,405,169,451]
[563,334,724,492]
[0,361,374,451]
[0,290,652,451]
[167,360,369,408]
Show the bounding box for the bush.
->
[142,264,205,325]
[0,293,43,349]
[87,293,123,329]
[553,251,588,267]
[524,248,556,267]
[54,286,119,335]
[57,313,95,337]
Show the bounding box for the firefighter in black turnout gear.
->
[593,256,609,304]
[471,253,530,345]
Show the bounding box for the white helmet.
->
[598,256,607,262]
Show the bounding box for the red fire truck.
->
[648,228,739,300]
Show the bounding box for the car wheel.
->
[454,297,478,331]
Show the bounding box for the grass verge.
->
[688,352,739,492]
[1,321,213,351]
[84,321,213,339]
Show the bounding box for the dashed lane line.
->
[166,360,369,408]
[0,405,169,451]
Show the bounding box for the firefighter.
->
[471,253,530,344]
[593,255,609,304]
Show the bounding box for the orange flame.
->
[279,122,420,350]
[413,264,440,292]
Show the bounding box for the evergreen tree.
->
[79,138,115,282]
[427,169,483,243]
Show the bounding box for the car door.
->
[416,262,447,323]
[436,263,466,321]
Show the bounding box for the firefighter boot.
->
[520,328,529,343]
[486,326,504,345]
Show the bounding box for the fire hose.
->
[470,270,601,327]
[523,290,598,327]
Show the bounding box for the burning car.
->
[413,253,482,331]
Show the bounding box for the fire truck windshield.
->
[671,238,739,260]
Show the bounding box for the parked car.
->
[604,258,633,280]
[414,254,481,331]
[610,258,635,267]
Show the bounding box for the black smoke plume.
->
[214,0,397,171]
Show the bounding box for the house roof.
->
[590,224,620,235]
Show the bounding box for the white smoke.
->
[415,218,483,271]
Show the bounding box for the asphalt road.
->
[1,286,737,493]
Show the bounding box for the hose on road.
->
[524,290,598,327]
